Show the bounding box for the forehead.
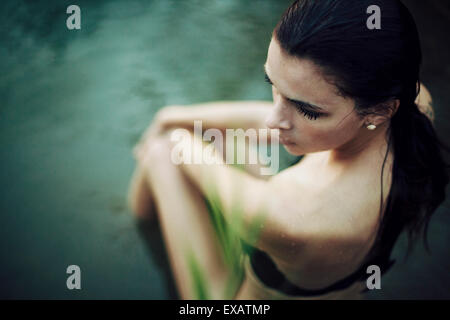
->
[265,39,342,108]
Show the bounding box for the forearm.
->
[135,100,277,179]
[158,100,273,133]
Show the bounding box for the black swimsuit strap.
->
[245,244,395,297]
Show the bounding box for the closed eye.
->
[289,100,323,120]
[265,73,323,120]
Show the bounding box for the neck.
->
[328,122,392,167]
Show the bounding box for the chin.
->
[284,142,316,156]
[282,143,302,156]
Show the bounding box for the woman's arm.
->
[135,101,277,181]
[154,100,274,137]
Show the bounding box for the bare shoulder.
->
[416,83,434,122]
[263,161,382,263]
[260,167,383,287]
[251,145,394,288]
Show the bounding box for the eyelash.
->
[264,75,322,120]
[291,101,322,120]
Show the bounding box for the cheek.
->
[302,124,333,145]
[295,118,359,149]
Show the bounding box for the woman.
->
[128,0,449,299]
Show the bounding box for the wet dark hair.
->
[274,0,449,272]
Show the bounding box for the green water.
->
[0,0,449,299]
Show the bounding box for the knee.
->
[136,135,173,167]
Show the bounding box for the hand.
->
[133,106,180,161]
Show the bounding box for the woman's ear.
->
[388,99,400,118]
[364,99,400,127]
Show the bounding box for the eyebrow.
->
[263,64,326,113]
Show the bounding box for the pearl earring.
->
[366,124,377,130]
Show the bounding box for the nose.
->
[264,104,291,130]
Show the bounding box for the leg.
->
[128,126,270,220]
[139,135,239,299]
[128,164,157,220]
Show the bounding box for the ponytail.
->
[379,95,450,261]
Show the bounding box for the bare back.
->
[261,146,394,290]
[246,83,432,290]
